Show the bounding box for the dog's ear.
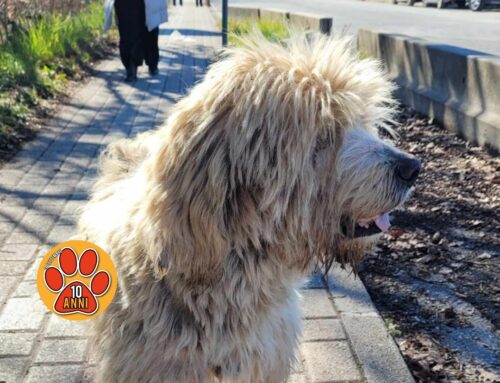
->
[139,105,232,286]
[141,87,322,285]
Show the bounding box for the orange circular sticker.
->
[37,240,117,320]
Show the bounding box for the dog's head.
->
[150,32,419,281]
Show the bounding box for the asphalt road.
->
[212,0,500,56]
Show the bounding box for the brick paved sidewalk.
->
[0,4,413,383]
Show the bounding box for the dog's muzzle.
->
[342,153,421,239]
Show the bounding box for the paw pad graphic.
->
[44,247,111,315]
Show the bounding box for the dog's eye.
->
[312,132,333,167]
[315,135,331,152]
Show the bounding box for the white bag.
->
[103,0,168,33]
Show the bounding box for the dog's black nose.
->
[396,155,421,185]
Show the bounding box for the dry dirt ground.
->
[360,108,500,383]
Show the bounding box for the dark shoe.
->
[148,66,159,76]
[125,66,137,82]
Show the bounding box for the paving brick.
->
[302,318,346,342]
[46,314,88,338]
[0,261,30,276]
[33,194,70,207]
[15,147,44,161]
[25,365,82,383]
[0,297,47,331]
[42,183,77,196]
[0,205,27,222]
[39,151,68,163]
[55,214,79,226]
[287,373,307,383]
[302,341,362,382]
[25,256,44,281]
[300,289,337,319]
[0,220,16,233]
[30,203,66,216]
[18,213,58,233]
[60,200,85,216]
[0,333,36,356]
[0,170,25,187]
[34,339,88,363]
[17,176,50,188]
[14,181,46,195]
[25,162,61,178]
[341,313,414,383]
[46,141,75,155]
[5,230,43,245]
[46,224,75,245]
[13,280,38,297]
[326,266,377,314]
[49,174,81,186]
[0,244,39,261]
[0,357,28,383]
[2,195,36,208]
[0,276,17,303]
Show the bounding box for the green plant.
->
[0,1,114,153]
[226,18,289,46]
[0,101,29,135]
[384,318,403,337]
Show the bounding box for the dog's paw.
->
[43,247,111,315]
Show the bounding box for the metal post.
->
[222,0,228,46]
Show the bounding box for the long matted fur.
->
[79,32,416,383]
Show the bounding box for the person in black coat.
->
[114,0,160,82]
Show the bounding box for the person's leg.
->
[144,27,160,75]
[115,0,145,81]
[114,0,131,69]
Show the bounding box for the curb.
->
[325,267,415,383]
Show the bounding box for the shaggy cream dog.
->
[78,32,420,383]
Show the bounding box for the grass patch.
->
[384,318,403,337]
[0,1,115,157]
[226,19,289,46]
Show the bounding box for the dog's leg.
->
[225,290,301,383]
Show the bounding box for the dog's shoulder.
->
[99,131,154,183]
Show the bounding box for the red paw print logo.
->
[45,248,111,315]
[37,241,117,320]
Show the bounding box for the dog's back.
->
[98,131,153,185]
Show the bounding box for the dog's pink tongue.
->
[374,214,391,232]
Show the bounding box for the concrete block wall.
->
[224,6,499,151]
[358,29,500,151]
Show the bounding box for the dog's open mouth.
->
[343,213,391,238]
